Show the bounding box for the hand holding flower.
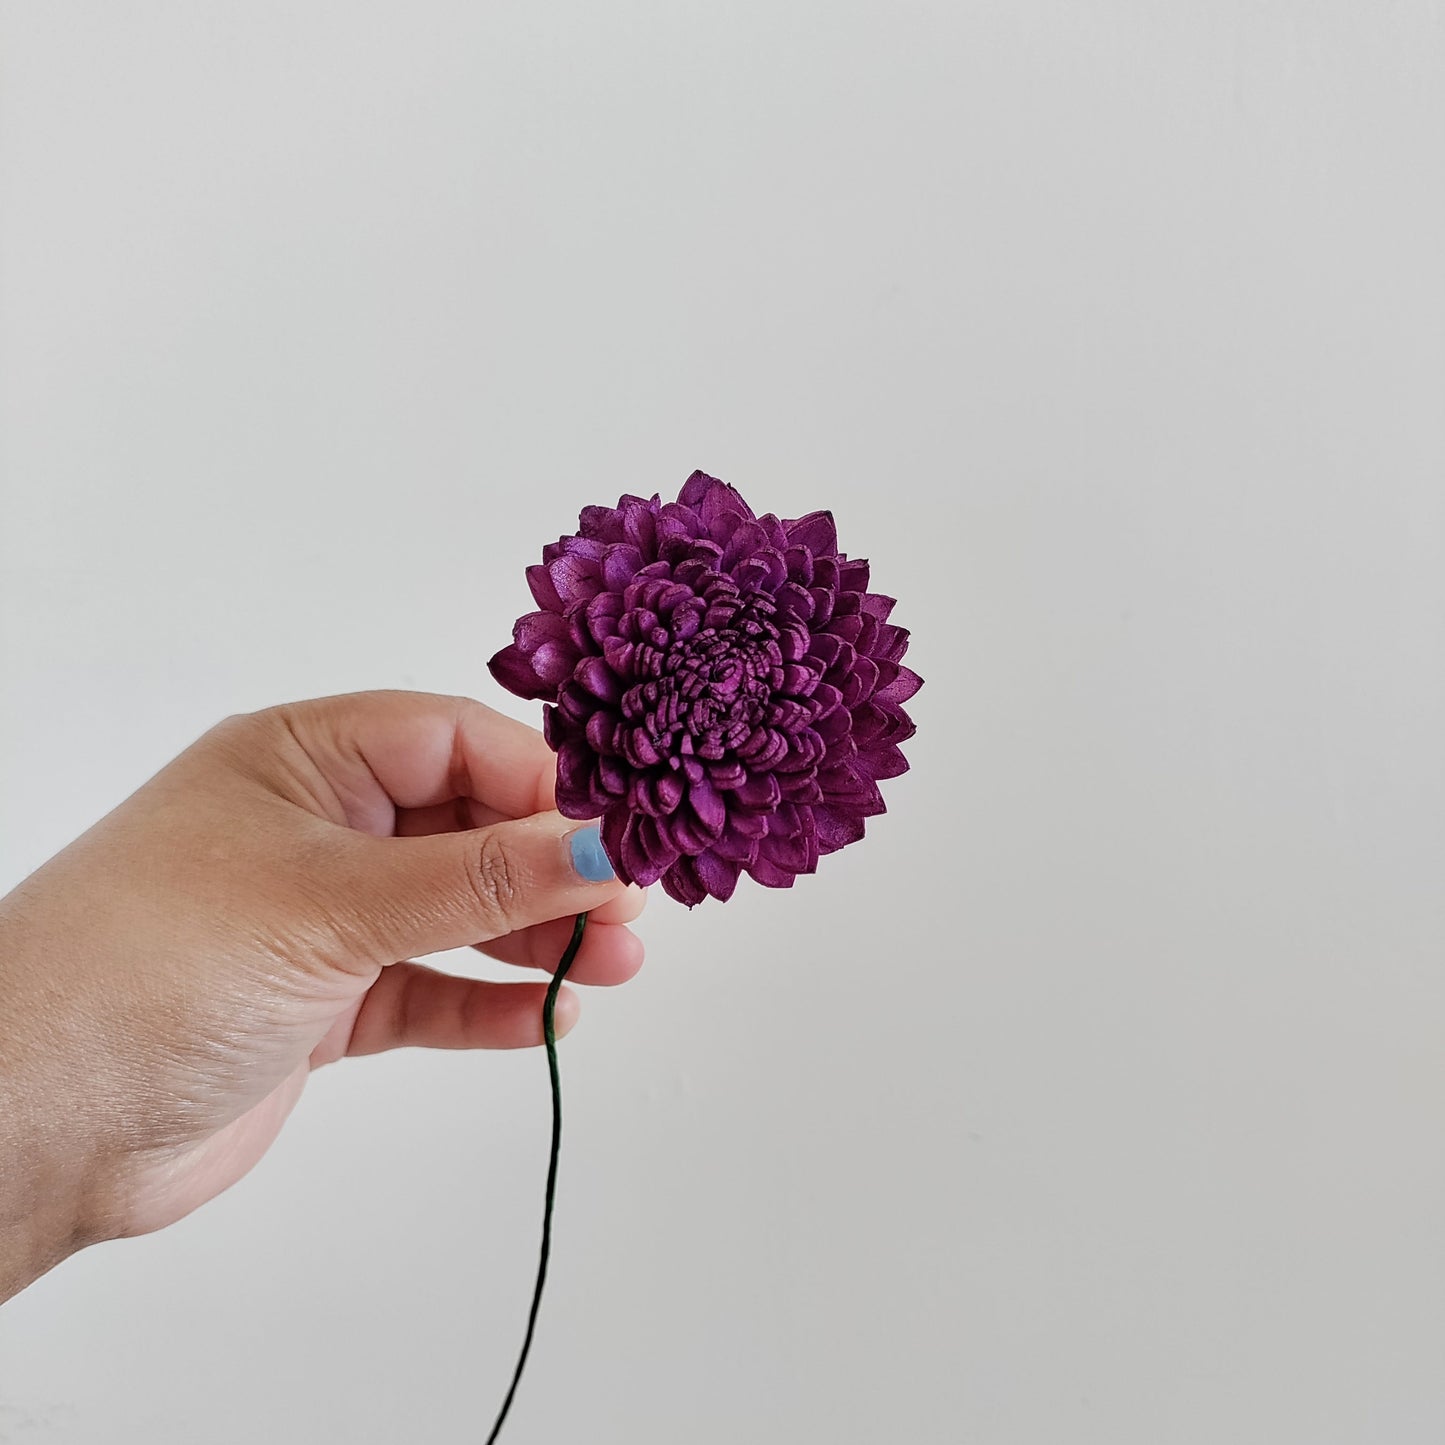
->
[0,691,644,1304]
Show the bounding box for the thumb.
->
[323,811,627,963]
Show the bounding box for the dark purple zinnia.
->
[488,471,921,906]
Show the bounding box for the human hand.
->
[0,691,645,1303]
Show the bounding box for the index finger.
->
[266,690,558,836]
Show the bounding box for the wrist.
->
[0,1107,91,1305]
[0,889,116,1303]
[0,1051,110,1301]
[0,971,103,1302]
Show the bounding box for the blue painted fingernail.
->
[569,826,616,882]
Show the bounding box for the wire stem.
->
[484,910,588,1444]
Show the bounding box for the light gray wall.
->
[1,3,1442,1442]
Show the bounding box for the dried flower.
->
[489,471,920,905]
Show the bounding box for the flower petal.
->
[603,544,646,591]
[746,856,798,888]
[875,665,922,705]
[728,806,770,839]
[658,502,706,541]
[808,634,844,671]
[759,825,817,875]
[708,759,748,790]
[582,589,625,643]
[775,582,816,624]
[487,644,550,701]
[734,772,782,809]
[585,710,620,755]
[597,754,629,796]
[678,470,725,507]
[514,611,571,651]
[661,856,707,907]
[812,805,866,854]
[526,564,563,612]
[861,742,910,780]
[696,477,756,531]
[531,641,578,687]
[721,519,769,572]
[547,552,603,607]
[850,702,891,746]
[785,509,838,556]
[869,623,911,663]
[841,656,880,708]
[780,772,824,805]
[578,504,628,542]
[555,740,595,799]
[815,704,853,746]
[694,850,741,901]
[712,822,761,864]
[622,498,659,553]
[574,656,623,704]
[655,769,685,813]
[601,634,636,676]
[620,813,673,887]
[733,547,787,594]
[688,776,728,840]
[666,808,711,855]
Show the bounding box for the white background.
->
[1,3,1442,1442]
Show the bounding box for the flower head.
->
[489,471,920,905]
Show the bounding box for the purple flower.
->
[489,471,921,906]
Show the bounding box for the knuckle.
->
[208,704,297,760]
[466,832,526,932]
[203,709,266,749]
[237,700,298,733]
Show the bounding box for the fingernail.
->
[568,826,616,882]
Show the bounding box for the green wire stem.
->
[484,910,588,1444]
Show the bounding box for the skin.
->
[0,690,646,1304]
